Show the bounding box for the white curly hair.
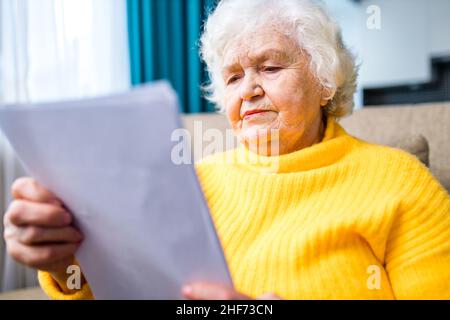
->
[200,0,358,118]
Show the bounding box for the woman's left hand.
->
[182,282,282,300]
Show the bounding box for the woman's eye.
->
[262,66,281,73]
[227,75,242,85]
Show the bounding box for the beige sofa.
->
[1,101,449,299]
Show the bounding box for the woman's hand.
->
[3,177,84,293]
[182,282,282,300]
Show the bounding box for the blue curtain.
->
[127,0,218,113]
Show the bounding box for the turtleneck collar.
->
[234,115,354,173]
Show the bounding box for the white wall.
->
[324,0,450,90]
[430,0,450,57]
[358,0,431,88]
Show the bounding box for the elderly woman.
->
[3,0,450,300]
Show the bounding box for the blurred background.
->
[2,0,450,111]
[0,0,449,294]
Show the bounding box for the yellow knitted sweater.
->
[38,116,450,299]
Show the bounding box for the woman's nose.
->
[239,74,264,101]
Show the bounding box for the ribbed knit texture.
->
[39,115,450,299]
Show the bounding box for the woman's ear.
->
[320,98,329,107]
[320,86,334,107]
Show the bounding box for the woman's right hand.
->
[3,177,84,292]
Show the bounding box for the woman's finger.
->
[11,177,62,205]
[7,240,80,269]
[38,256,77,274]
[6,200,72,227]
[13,226,83,245]
[182,282,250,300]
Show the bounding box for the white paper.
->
[0,81,232,299]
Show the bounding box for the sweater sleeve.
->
[38,271,94,300]
[385,158,450,299]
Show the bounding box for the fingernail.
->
[182,285,193,296]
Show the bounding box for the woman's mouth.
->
[243,109,270,119]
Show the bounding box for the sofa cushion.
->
[391,134,429,167]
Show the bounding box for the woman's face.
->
[222,28,327,155]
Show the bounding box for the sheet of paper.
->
[0,81,233,299]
